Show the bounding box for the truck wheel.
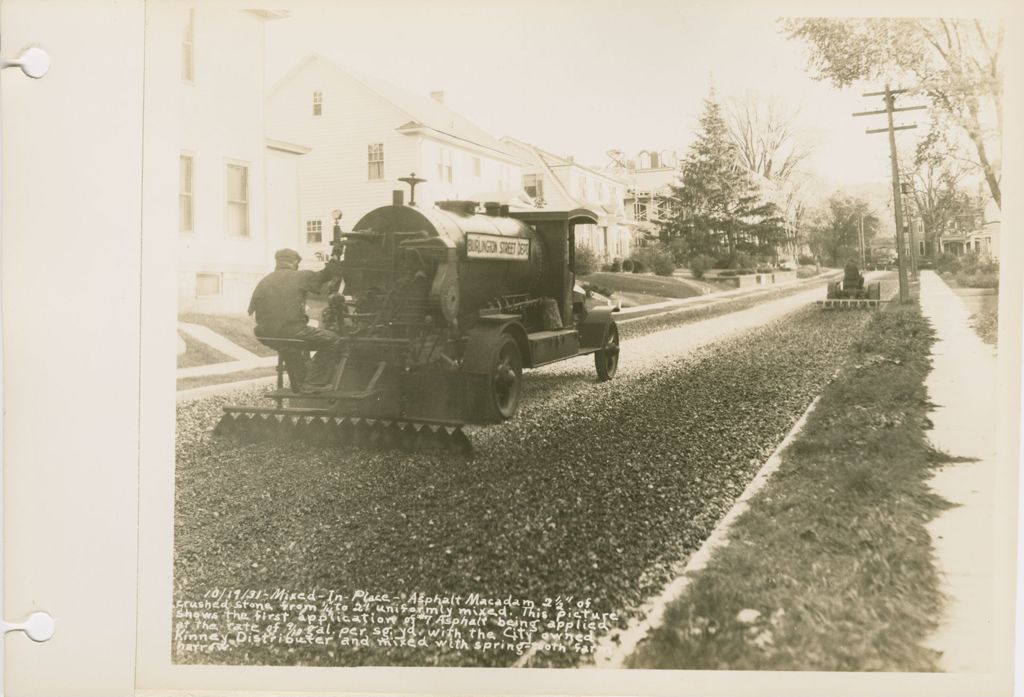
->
[595,322,620,381]
[489,334,522,420]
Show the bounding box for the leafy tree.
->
[783,18,1003,208]
[807,194,880,266]
[902,133,977,256]
[660,92,788,262]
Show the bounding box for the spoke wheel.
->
[490,334,523,420]
[595,322,620,381]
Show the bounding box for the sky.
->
[265,0,929,197]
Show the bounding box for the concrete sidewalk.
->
[918,270,998,672]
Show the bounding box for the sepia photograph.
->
[164,1,1012,674]
[1,0,1020,695]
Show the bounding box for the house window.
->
[437,148,452,183]
[472,157,481,177]
[596,181,604,202]
[368,143,384,180]
[179,154,193,233]
[195,273,221,297]
[313,91,322,116]
[523,173,544,199]
[578,176,588,199]
[306,219,323,244]
[182,9,194,82]
[919,240,925,256]
[226,163,249,236]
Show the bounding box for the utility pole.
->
[858,215,866,268]
[901,181,919,279]
[853,85,925,304]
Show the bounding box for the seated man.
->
[248,248,344,392]
[843,259,864,290]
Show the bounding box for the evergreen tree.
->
[660,91,787,263]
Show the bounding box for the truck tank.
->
[345,201,547,329]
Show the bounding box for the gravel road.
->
[174,284,876,667]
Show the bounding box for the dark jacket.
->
[248,267,332,337]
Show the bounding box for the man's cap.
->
[275,248,301,263]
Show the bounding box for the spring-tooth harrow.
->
[213,409,473,455]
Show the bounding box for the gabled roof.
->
[270,53,523,164]
[500,137,629,219]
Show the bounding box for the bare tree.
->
[724,93,812,184]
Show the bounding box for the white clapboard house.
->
[501,138,637,263]
[267,53,528,262]
[145,6,310,314]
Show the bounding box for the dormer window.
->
[313,91,322,116]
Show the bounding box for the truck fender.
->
[577,306,615,350]
[462,319,531,372]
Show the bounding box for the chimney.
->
[430,90,445,104]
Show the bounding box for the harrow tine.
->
[336,419,355,444]
[398,422,417,451]
[367,421,388,448]
[212,413,237,437]
[381,421,403,449]
[352,419,373,447]
[448,428,473,457]
[252,414,274,442]
[307,417,328,446]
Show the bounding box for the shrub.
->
[689,254,715,279]
[621,258,634,273]
[734,252,755,270]
[798,254,816,266]
[933,252,961,274]
[631,245,676,276]
[955,272,999,289]
[959,252,998,275]
[610,257,622,272]
[796,265,818,279]
[580,281,615,298]
[574,245,599,276]
[667,238,690,265]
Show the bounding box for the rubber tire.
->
[487,334,523,421]
[595,322,620,382]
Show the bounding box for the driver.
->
[248,248,344,392]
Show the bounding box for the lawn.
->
[177,366,277,392]
[628,302,947,671]
[177,332,233,369]
[580,272,705,301]
[179,312,276,356]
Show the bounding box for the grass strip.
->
[618,280,830,341]
[177,331,234,369]
[627,302,947,671]
[180,312,277,356]
[177,366,277,392]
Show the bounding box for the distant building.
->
[602,149,679,243]
[267,53,527,262]
[937,197,1000,260]
[501,139,638,262]
[146,6,307,314]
